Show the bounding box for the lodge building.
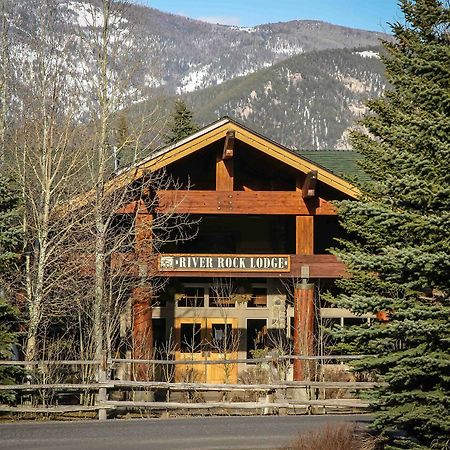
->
[111,117,369,383]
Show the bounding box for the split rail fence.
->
[0,355,384,420]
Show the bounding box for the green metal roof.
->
[296,150,368,183]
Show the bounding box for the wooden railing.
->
[0,355,383,420]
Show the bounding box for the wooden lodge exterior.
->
[108,117,367,383]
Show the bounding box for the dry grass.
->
[235,366,272,401]
[321,366,354,399]
[285,423,380,450]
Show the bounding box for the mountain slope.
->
[9,0,388,96]
[184,47,387,149]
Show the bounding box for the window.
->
[344,317,368,327]
[180,323,202,352]
[151,294,166,307]
[177,287,204,307]
[152,319,166,351]
[247,287,267,308]
[211,324,233,352]
[247,319,267,359]
[208,288,235,308]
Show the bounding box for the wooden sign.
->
[159,254,290,272]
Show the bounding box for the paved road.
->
[0,414,371,450]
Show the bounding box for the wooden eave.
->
[66,117,359,211]
[121,117,359,198]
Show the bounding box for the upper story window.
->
[247,287,268,308]
[209,288,236,308]
[177,287,205,307]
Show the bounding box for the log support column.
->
[293,278,315,381]
[132,285,153,381]
[293,188,315,380]
[132,209,154,381]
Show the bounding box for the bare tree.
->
[209,278,241,384]
[5,0,92,361]
[4,0,194,373]
[0,0,11,163]
[71,0,196,369]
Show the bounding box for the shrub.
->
[285,424,381,450]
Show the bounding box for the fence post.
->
[264,390,274,415]
[98,351,108,421]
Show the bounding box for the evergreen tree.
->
[113,114,130,169]
[0,176,22,402]
[164,99,199,144]
[0,298,22,403]
[330,1,450,449]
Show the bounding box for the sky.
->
[137,0,403,33]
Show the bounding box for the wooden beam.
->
[135,213,152,256]
[296,216,314,254]
[302,170,318,199]
[156,190,336,215]
[222,130,235,159]
[62,121,358,214]
[115,199,148,215]
[216,151,234,191]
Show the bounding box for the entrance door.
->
[174,317,238,383]
[205,318,238,384]
[174,318,207,383]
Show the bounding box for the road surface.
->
[0,414,371,450]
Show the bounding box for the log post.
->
[132,208,154,381]
[293,177,315,381]
[132,286,153,381]
[293,279,315,381]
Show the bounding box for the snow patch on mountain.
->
[269,38,304,55]
[228,25,257,33]
[177,64,212,93]
[355,50,380,58]
[66,1,128,28]
[67,1,103,27]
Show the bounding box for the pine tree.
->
[164,99,199,144]
[114,114,131,169]
[0,176,22,402]
[330,1,450,449]
[0,298,22,403]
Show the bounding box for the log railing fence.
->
[0,355,383,420]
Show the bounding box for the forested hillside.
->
[182,47,387,149]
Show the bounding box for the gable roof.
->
[112,116,359,198]
[299,150,369,183]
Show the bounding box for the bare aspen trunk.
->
[93,228,106,360]
[0,0,8,163]
[91,0,112,361]
[7,0,90,362]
